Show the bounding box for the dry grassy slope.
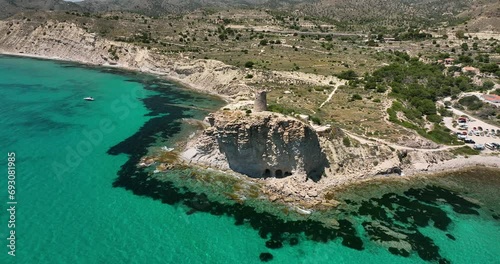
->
[299,0,472,18]
[0,0,82,19]
[79,0,488,25]
[2,0,497,32]
[457,0,500,32]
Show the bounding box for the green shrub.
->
[426,125,463,145]
[244,61,254,68]
[310,116,321,125]
[376,86,387,93]
[268,104,294,115]
[426,114,442,123]
[482,81,495,90]
[458,95,483,110]
[451,146,480,156]
[337,70,358,80]
[351,94,362,100]
[343,137,351,147]
[438,106,453,117]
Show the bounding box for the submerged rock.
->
[265,239,283,249]
[259,252,273,262]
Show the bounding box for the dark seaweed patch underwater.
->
[107,76,494,263]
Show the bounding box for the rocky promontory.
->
[182,110,329,182]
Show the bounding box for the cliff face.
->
[183,111,329,181]
[0,19,345,98]
[0,20,251,98]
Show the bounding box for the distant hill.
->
[0,0,83,18]
[1,0,498,30]
[80,0,497,27]
[457,0,500,32]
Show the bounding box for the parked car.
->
[473,144,485,150]
[464,138,475,144]
[458,134,467,140]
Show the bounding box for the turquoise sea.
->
[0,56,499,264]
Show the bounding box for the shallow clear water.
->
[0,56,499,264]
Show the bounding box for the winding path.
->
[319,85,341,108]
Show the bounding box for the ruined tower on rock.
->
[254,90,267,112]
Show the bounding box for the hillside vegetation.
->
[2,0,498,31]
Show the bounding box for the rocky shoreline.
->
[0,20,343,101]
[1,19,500,212]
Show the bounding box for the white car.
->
[473,144,484,150]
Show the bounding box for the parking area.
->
[442,107,500,151]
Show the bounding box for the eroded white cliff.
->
[183,111,329,181]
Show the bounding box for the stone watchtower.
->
[254,90,267,112]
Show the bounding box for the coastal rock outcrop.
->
[183,111,329,181]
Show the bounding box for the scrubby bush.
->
[351,94,362,100]
[458,95,483,110]
[244,61,254,68]
[343,137,351,147]
[426,114,442,123]
[310,116,321,125]
[337,70,358,80]
[268,104,294,115]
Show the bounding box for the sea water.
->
[0,56,498,264]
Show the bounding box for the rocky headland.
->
[175,92,498,210]
[182,110,329,182]
[1,17,499,211]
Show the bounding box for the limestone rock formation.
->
[182,111,328,181]
[0,20,252,98]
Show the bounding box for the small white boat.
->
[83,97,94,101]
